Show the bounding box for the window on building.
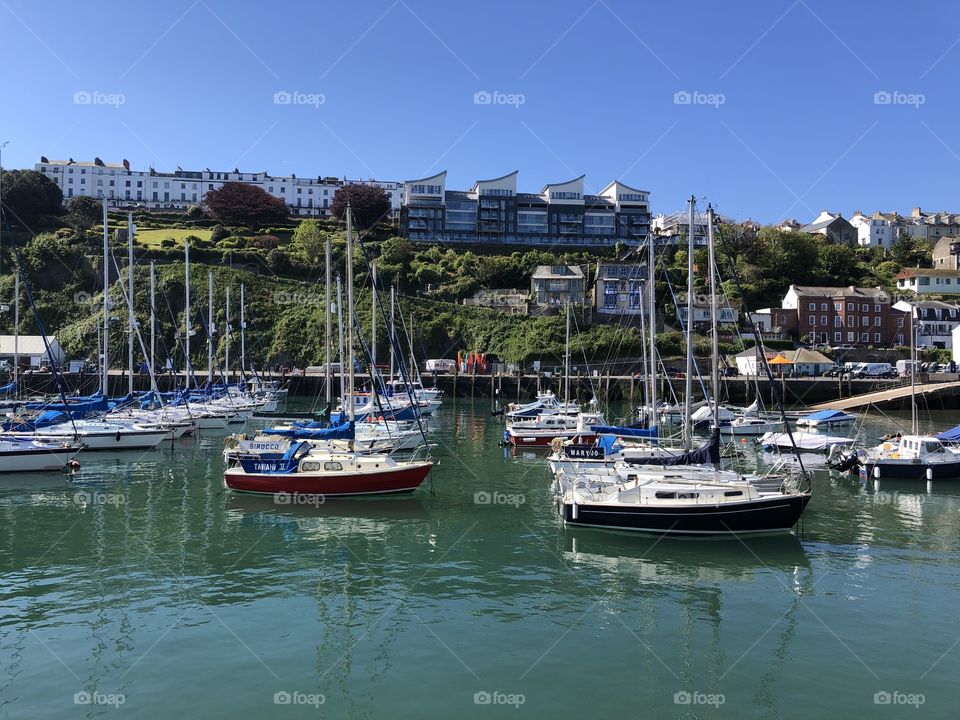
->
[847,331,854,342]
[847,303,854,311]
[874,304,881,313]
[834,303,841,312]
[821,316,827,325]
[875,316,882,326]
[874,333,881,343]
[861,332,869,342]
[834,317,841,327]
[834,331,842,342]
[847,317,854,327]
[809,315,816,326]
[809,303,816,310]
[820,303,827,310]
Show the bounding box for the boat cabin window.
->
[655,491,699,500]
[301,461,320,472]
[724,490,744,497]
[324,461,343,471]
[924,441,944,454]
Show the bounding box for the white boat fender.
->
[571,497,578,520]
[926,467,933,481]
[873,465,880,479]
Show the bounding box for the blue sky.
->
[1,0,958,222]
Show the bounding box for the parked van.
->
[896,360,921,377]
[425,359,456,373]
[847,362,895,378]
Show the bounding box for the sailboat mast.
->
[207,271,214,382]
[336,274,344,405]
[707,205,720,432]
[240,283,246,379]
[370,259,377,374]
[149,261,155,379]
[127,212,135,395]
[409,311,416,383]
[324,232,332,405]
[647,231,656,431]
[101,200,109,396]
[390,285,396,381]
[345,207,355,422]
[184,239,191,387]
[910,306,917,434]
[13,267,18,397]
[683,196,696,451]
[225,285,231,385]
[564,300,571,404]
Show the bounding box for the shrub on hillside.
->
[210,224,228,242]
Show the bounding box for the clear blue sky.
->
[1,0,957,222]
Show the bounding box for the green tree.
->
[65,196,102,231]
[0,169,63,223]
[291,219,326,266]
[890,230,929,268]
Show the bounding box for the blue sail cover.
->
[3,409,69,431]
[0,381,16,395]
[261,421,355,441]
[938,425,960,442]
[591,424,659,439]
[26,396,108,417]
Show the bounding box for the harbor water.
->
[1,401,957,718]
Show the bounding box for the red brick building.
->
[779,285,908,346]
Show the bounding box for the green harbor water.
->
[1,402,958,718]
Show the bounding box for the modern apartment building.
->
[400,171,651,248]
[34,157,402,216]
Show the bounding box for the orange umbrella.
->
[767,353,793,365]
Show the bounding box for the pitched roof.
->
[791,285,888,300]
[895,267,960,279]
[531,265,584,279]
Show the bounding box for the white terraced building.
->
[34,157,402,217]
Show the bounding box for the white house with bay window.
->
[593,262,646,316]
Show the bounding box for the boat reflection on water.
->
[562,531,812,583]
[224,492,431,523]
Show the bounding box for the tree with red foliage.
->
[331,184,390,229]
[202,182,288,228]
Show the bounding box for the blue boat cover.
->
[803,409,852,422]
[938,424,960,442]
[591,424,659,439]
[0,381,16,395]
[622,430,720,467]
[261,421,355,441]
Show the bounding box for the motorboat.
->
[795,409,856,428]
